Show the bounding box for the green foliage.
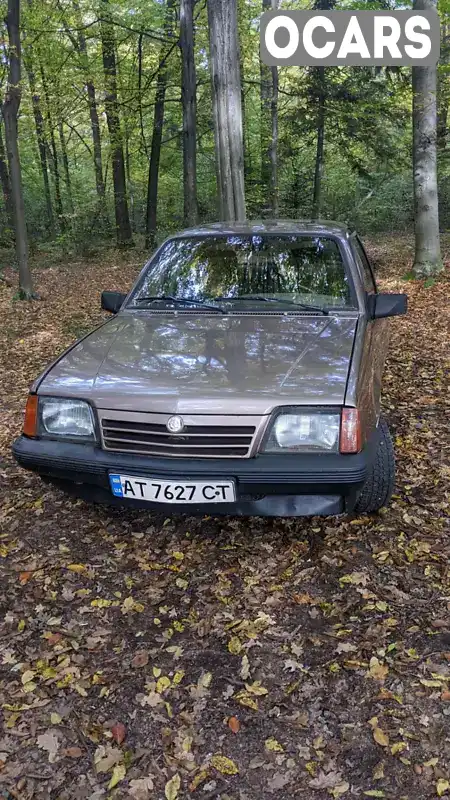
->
[0,0,448,258]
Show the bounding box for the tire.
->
[354,417,396,514]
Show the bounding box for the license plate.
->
[109,474,236,504]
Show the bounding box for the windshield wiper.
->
[134,296,226,314]
[214,296,329,316]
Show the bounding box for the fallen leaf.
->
[335,642,357,654]
[129,776,155,799]
[94,745,123,773]
[364,792,385,798]
[367,657,389,683]
[373,728,390,748]
[165,773,181,800]
[211,754,239,775]
[156,676,171,694]
[240,654,250,680]
[437,779,450,797]
[189,769,209,792]
[331,782,350,798]
[245,681,268,696]
[19,571,32,585]
[228,636,242,655]
[111,722,126,745]
[391,742,407,756]
[37,731,59,763]
[228,716,241,733]
[267,771,291,792]
[108,763,126,789]
[265,737,284,753]
[132,651,149,668]
[21,670,36,686]
[63,747,83,758]
[309,770,346,790]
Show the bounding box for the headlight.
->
[263,412,340,453]
[39,398,95,440]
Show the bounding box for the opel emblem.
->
[167,415,185,434]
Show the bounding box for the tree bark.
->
[437,21,449,150]
[312,66,326,219]
[412,0,442,277]
[71,0,108,216]
[58,119,74,215]
[40,64,64,227]
[260,0,278,215]
[146,0,174,250]
[180,0,198,227]
[2,0,34,298]
[0,114,14,237]
[207,0,246,221]
[100,0,133,247]
[23,50,54,233]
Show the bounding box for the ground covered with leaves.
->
[0,237,449,800]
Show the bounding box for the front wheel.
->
[354,417,396,514]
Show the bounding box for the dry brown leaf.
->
[228,716,240,734]
[111,722,126,745]
[132,651,149,668]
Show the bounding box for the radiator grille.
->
[101,418,257,458]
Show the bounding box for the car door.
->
[352,236,389,431]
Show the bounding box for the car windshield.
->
[128,234,352,310]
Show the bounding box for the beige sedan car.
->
[13,221,407,517]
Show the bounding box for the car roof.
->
[170,219,352,239]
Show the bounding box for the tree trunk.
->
[312,66,326,219]
[24,51,54,234]
[72,0,108,214]
[180,0,198,227]
[2,0,34,298]
[58,119,74,215]
[437,22,449,149]
[0,114,14,237]
[100,0,133,247]
[146,0,174,250]
[412,0,442,277]
[207,0,246,221]
[260,0,278,215]
[270,59,279,216]
[40,64,64,227]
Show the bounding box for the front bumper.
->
[12,435,377,517]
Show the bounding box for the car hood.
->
[39,312,358,415]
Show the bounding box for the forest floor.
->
[0,235,449,800]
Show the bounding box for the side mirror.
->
[101,291,127,314]
[368,293,408,320]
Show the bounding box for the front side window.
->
[128,235,353,310]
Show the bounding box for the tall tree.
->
[100,0,133,247]
[312,65,326,219]
[260,0,279,216]
[180,0,198,227]
[0,113,14,237]
[207,0,246,221]
[62,0,108,218]
[2,0,34,298]
[40,63,64,226]
[311,0,336,219]
[23,42,54,233]
[412,0,442,276]
[146,0,175,250]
